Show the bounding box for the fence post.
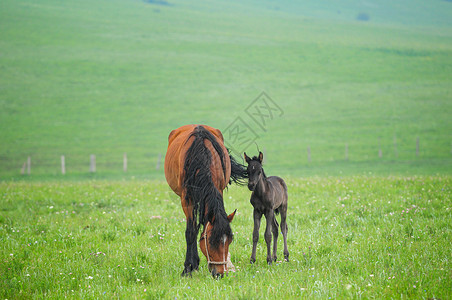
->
[123,152,127,172]
[345,143,349,161]
[90,154,96,173]
[156,153,162,170]
[378,137,382,158]
[394,135,398,158]
[416,137,419,157]
[20,162,26,175]
[27,156,31,175]
[307,146,311,163]
[61,155,66,175]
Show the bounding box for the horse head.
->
[199,210,236,278]
[244,152,264,191]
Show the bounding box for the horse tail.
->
[183,125,232,246]
[274,178,288,216]
[228,152,248,186]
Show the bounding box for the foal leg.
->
[280,204,289,261]
[182,217,199,276]
[264,210,275,265]
[271,214,279,262]
[250,209,262,264]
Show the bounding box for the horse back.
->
[164,124,230,196]
[267,176,288,208]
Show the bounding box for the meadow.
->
[1,0,452,298]
[1,176,451,299]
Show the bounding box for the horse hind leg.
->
[280,204,289,262]
[271,214,279,262]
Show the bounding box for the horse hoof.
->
[181,266,196,277]
[250,258,256,264]
[181,270,192,277]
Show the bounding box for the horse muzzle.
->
[211,267,224,279]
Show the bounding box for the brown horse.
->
[164,124,247,277]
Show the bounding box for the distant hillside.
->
[0,0,451,179]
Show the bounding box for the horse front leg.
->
[264,211,274,265]
[250,209,262,264]
[182,216,199,276]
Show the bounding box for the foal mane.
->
[183,125,233,247]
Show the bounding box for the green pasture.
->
[1,0,451,179]
[1,177,451,299]
[1,1,452,298]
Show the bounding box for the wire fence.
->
[6,136,450,177]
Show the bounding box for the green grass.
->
[1,2,451,298]
[1,0,451,179]
[1,177,451,299]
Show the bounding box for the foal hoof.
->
[250,257,256,264]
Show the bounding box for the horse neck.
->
[254,173,269,197]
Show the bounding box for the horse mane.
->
[183,125,233,248]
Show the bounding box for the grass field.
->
[1,1,451,299]
[1,177,450,299]
[1,0,451,179]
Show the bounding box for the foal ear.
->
[244,152,251,163]
[227,209,237,223]
[258,151,263,163]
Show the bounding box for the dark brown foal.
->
[244,152,289,265]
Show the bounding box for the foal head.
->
[244,152,265,191]
[199,210,236,278]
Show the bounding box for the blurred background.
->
[1,0,451,179]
